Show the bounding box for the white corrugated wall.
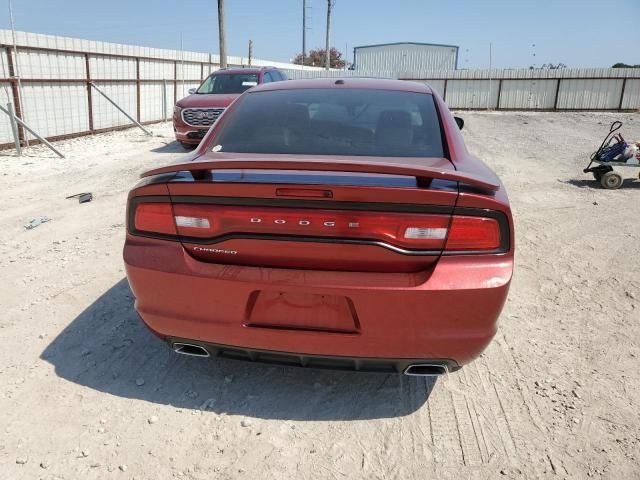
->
[621,80,640,109]
[557,79,624,109]
[90,56,135,79]
[91,81,136,129]
[446,80,500,109]
[139,60,174,80]
[499,80,557,109]
[20,82,89,136]
[1,30,640,149]
[0,82,14,144]
[0,45,13,143]
[140,82,164,122]
[354,44,458,73]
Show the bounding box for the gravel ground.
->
[0,112,639,479]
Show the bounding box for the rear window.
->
[212,88,444,158]
[196,73,259,94]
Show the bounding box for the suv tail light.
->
[131,201,504,253]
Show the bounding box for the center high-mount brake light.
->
[132,202,503,253]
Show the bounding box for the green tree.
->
[293,48,348,69]
[529,63,567,70]
[612,63,640,68]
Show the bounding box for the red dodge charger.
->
[124,78,513,376]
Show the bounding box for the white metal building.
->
[353,42,459,75]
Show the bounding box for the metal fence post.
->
[0,103,64,157]
[135,57,141,122]
[5,45,25,146]
[85,53,94,132]
[173,61,178,105]
[618,78,627,111]
[553,79,561,111]
[162,80,167,122]
[6,101,21,155]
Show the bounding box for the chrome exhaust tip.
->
[173,342,210,358]
[403,364,448,377]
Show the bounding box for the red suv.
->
[125,78,513,377]
[173,66,287,147]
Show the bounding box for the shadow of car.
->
[150,140,196,154]
[41,279,435,421]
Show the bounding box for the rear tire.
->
[600,171,623,189]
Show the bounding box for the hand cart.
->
[584,121,640,189]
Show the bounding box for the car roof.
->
[248,77,434,94]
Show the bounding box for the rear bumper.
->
[166,337,459,373]
[124,236,512,366]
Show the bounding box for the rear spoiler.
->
[142,158,500,192]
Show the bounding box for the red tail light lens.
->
[445,216,500,250]
[134,202,176,235]
[171,204,450,250]
[132,202,503,252]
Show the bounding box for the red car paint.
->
[173,67,287,145]
[126,78,514,373]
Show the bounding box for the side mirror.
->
[454,116,464,130]
[188,88,196,95]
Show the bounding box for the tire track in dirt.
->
[427,380,465,467]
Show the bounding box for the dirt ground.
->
[1,111,639,480]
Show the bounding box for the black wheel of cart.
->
[600,171,623,189]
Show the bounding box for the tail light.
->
[130,201,504,253]
[446,216,501,251]
[134,203,176,235]
[172,204,450,250]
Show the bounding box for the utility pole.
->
[325,0,333,70]
[8,0,28,147]
[302,0,307,66]
[487,42,493,110]
[248,40,253,66]
[217,0,227,68]
[180,33,184,96]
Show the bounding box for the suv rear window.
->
[212,88,444,158]
[196,73,259,94]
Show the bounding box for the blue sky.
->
[2,0,639,68]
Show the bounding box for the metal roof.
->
[353,42,459,51]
